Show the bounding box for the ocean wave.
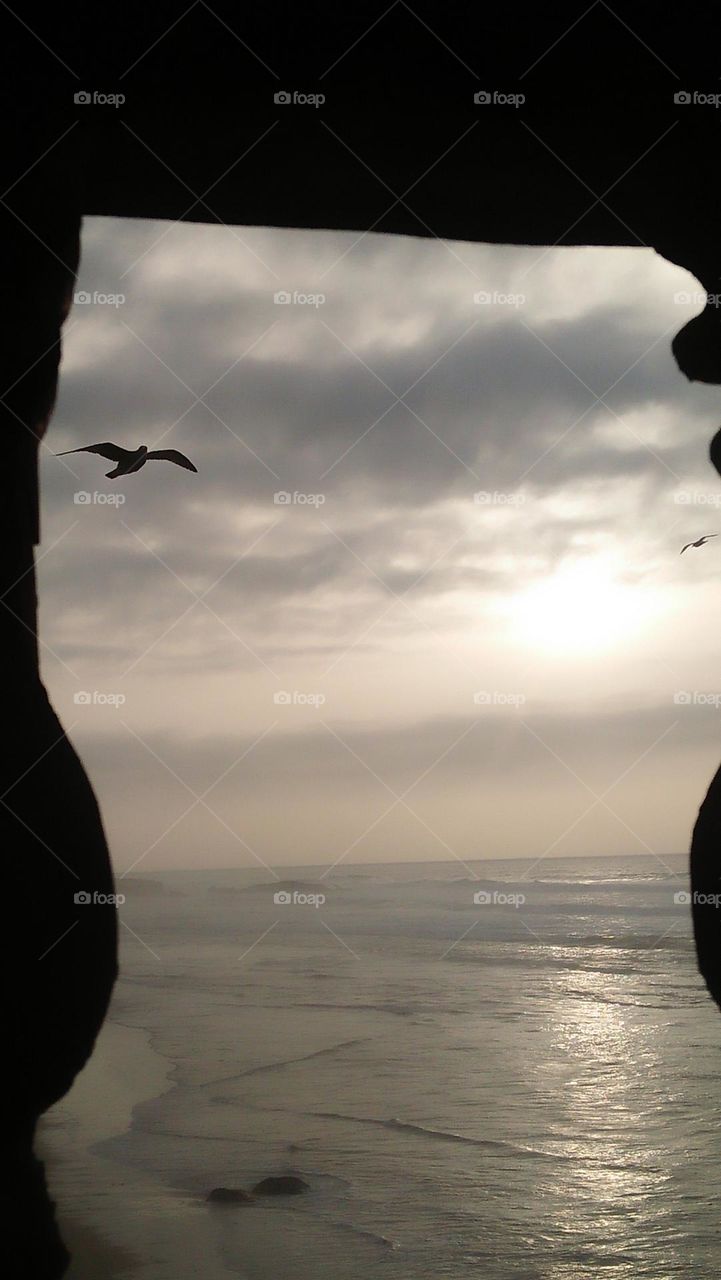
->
[312,1112,562,1159]
[203,1038,370,1088]
[333,1220,399,1250]
[311,1112,656,1172]
[294,1001,417,1017]
[444,933,693,955]
[525,875,673,887]
[207,878,330,896]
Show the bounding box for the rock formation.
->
[207,1187,256,1204]
[0,190,118,1276]
[252,1175,310,1196]
[4,4,721,1274]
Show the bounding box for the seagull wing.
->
[146,449,198,472]
[680,542,693,554]
[56,442,130,462]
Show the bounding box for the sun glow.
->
[508,559,659,655]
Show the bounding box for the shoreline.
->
[38,994,399,1280]
[39,1009,172,1279]
[39,1002,241,1280]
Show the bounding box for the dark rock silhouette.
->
[0,196,117,1275]
[672,310,721,388]
[252,1175,310,1196]
[5,5,721,1273]
[691,765,721,1008]
[207,1187,256,1204]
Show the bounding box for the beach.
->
[41,1012,241,1280]
[41,992,388,1279]
[37,856,721,1279]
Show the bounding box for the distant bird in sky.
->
[680,534,718,554]
[55,442,197,479]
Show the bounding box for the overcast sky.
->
[36,216,721,874]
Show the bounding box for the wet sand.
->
[39,1009,240,1279]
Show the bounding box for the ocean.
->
[47,855,721,1278]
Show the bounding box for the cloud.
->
[35,219,721,866]
[69,700,716,870]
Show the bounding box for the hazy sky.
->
[38,217,721,873]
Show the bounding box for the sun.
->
[507,558,657,656]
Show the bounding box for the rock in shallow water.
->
[207,1187,255,1204]
[251,1175,310,1196]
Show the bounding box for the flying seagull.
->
[55,442,197,478]
[680,534,718,555]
